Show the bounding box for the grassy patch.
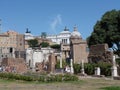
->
[0,78,15,83]
[101,86,120,90]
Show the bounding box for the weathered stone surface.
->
[1,58,27,74]
[35,62,48,72]
[88,44,113,63]
[48,53,56,73]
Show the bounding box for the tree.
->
[28,39,39,48]
[50,44,60,50]
[87,9,120,56]
[40,42,49,47]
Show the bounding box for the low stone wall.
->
[1,58,27,74]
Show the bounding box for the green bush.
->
[0,73,33,81]
[38,75,46,82]
[50,44,60,50]
[73,63,96,75]
[63,74,78,81]
[73,64,81,74]
[0,73,78,82]
[38,74,78,82]
[40,42,49,47]
[55,60,67,69]
[73,62,112,76]
[84,63,96,75]
[116,58,120,65]
[54,74,63,82]
[97,62,112,76]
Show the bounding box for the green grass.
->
[0,77,120,90]
[101,86,120,90]
[0,78,15,83]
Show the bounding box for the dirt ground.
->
[0,76,120,90]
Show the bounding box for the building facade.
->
[70,26,89,63]
[26,47,54,70]
[24,26,89,64]
[0,30,25,61]
[46,27,71,44]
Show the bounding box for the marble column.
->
[81,60,85,74]
[60,52,62,68]
[70,59,74,74]
[111,55,118,77]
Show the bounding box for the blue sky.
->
[0,0,120,39]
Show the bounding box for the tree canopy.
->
[87,9,120,56]
[50,44,60,50]
[40,42,49,47]
[28,39,39,48]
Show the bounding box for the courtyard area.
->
[0,77,120,90]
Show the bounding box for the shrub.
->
[0,73,78,82]
[38,75,46,82]
[63,74,78,81]
[73,63,96,75]
[40,42,49,47]
[73,62,112,76]
[50,44,60,50]
[97,62,112,76]
[0,73,33,81]
[55,60,67,69]
[84,63,96,75]
[54,74,63,82]
[73,64,81,74]
[116,58,120,65]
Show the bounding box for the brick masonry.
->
[88,44,113,63]
[1,58,27,74]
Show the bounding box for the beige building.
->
[70,26,89,64]
[0,30,25,61]
[60,26,89,64]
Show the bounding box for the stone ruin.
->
[34,53,56,73]
[1,58,27,74]
[48,53,56,73]
[88,44,113,63]
[0,53,57,74]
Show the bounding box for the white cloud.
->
[50,14,62,32]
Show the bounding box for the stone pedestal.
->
[111,55,118,77]
[95,67,100,76]
[111,66,118,77]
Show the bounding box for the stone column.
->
[70,59,74,74]
[49,53,56,73]
[111,55,118,77]
[60,52,62,68]
[32,49,35,72]
[81,60,85,74]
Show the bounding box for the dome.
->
[60,26,71,34]
[71,26,81,38]
[60,30,71,34]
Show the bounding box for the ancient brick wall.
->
[88,44,113,63]
[1,58,27,74]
